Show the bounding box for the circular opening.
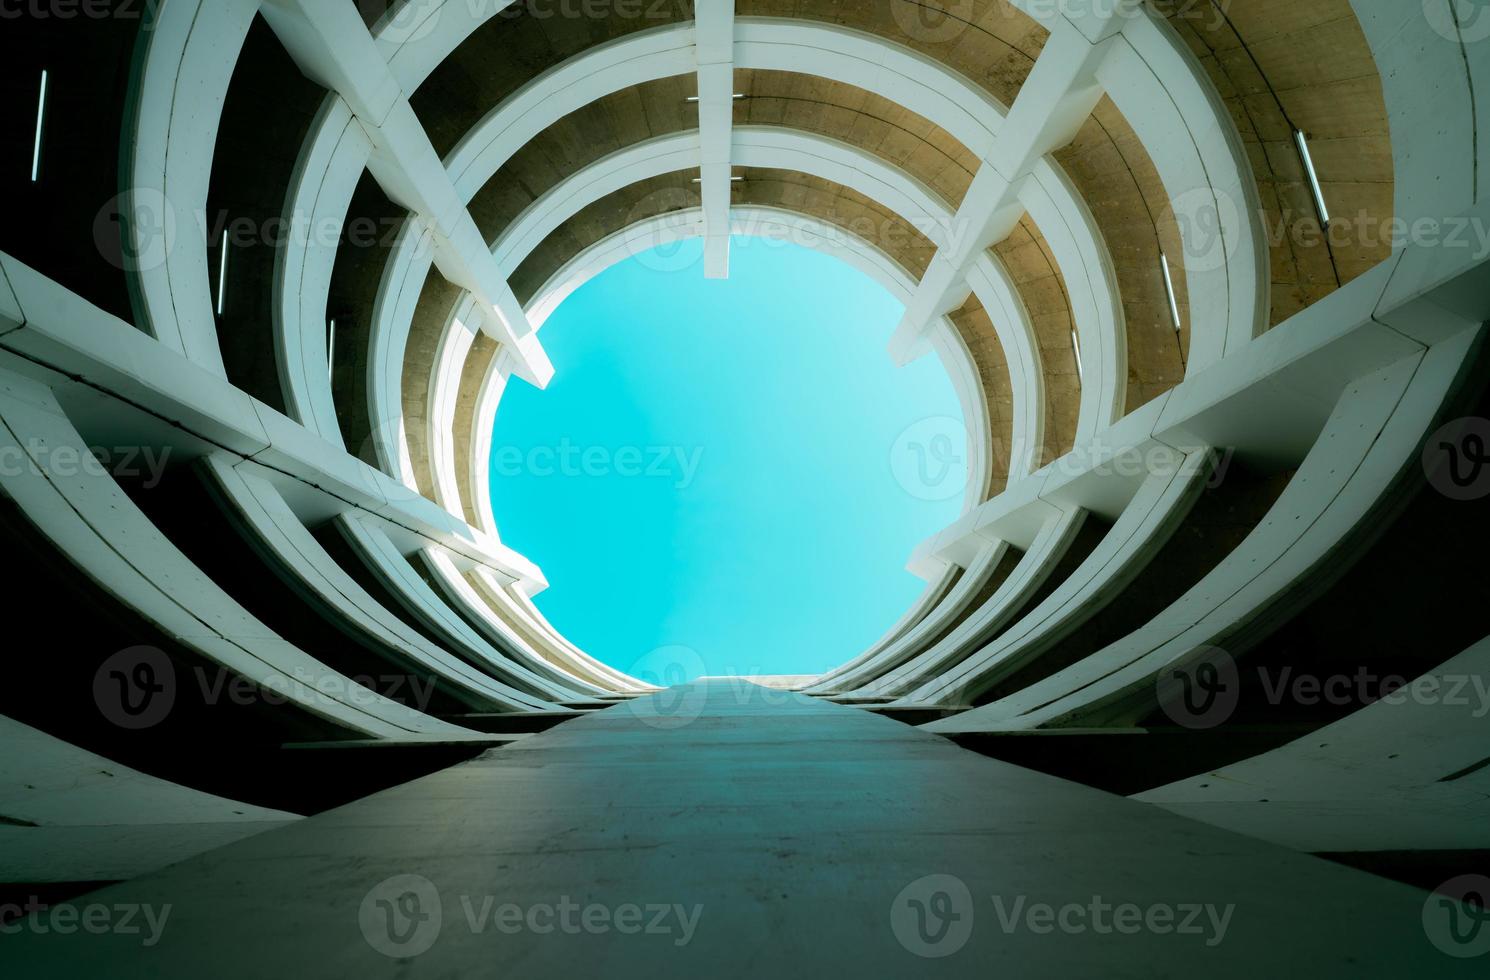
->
[491,235,969,682]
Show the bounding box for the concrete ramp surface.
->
[0,682,1475,977]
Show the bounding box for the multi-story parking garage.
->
[1,0,1489,975]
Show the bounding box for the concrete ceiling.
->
[1162,0,1393,325]
[340,0,1393,518]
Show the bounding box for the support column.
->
[260,0,553,387]
[888,7,1133,366]
[695,1,736,279]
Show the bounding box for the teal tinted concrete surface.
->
[1,682,1476,976]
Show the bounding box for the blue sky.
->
[490,236,966,681]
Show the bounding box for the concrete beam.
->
[695,2,737,278]
[259,0,552,387]
[3,684,1470,976]
[0,251,549,592]
[889,15,1123,365]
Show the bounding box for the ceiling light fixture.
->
[216,233,230,316]
[31,69,48,182]
[1295,129,1330,228]
[1160,252,1182,332]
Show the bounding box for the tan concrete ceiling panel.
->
[991,217,1079,466]
[401,267,466,504]
[1055,96,1190,415]
[511,171,704,303]
[735,0,1048,108]
[467,74,698,244]
[733,69,979,208]
[455,334,501,527]
[409,2,698,158]
[731,168,939,277]
[946,292,1013,498]
[1160,0,1393,327]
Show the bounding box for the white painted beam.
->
[124,0,259,375]
[904,192,1490,584]
[0,250,549,593]
[695,1,736,278]
[259,0,552,387]
[889,13,1127,365]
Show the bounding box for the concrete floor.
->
[0,682,1475,977]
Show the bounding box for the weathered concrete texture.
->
[736,0,1049,108]
[947,293,1014,495]
[733,167,939,277]
[734,69,979,208]
[467,74,699,245]
[454,333,501,527]
[990,218,1080,464]
[511,172,703,304]
[1163,0,1394,325]
[1055,96,1191,413]
[0,716,298,884]
[0,682,1471,977]
[400,267,466,505]
[408,1,699,159]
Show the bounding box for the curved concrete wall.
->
[1,0,1487,881]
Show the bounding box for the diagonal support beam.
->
[259,0,552,387]
[889,5,1135,365]
[695,0,736,279]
